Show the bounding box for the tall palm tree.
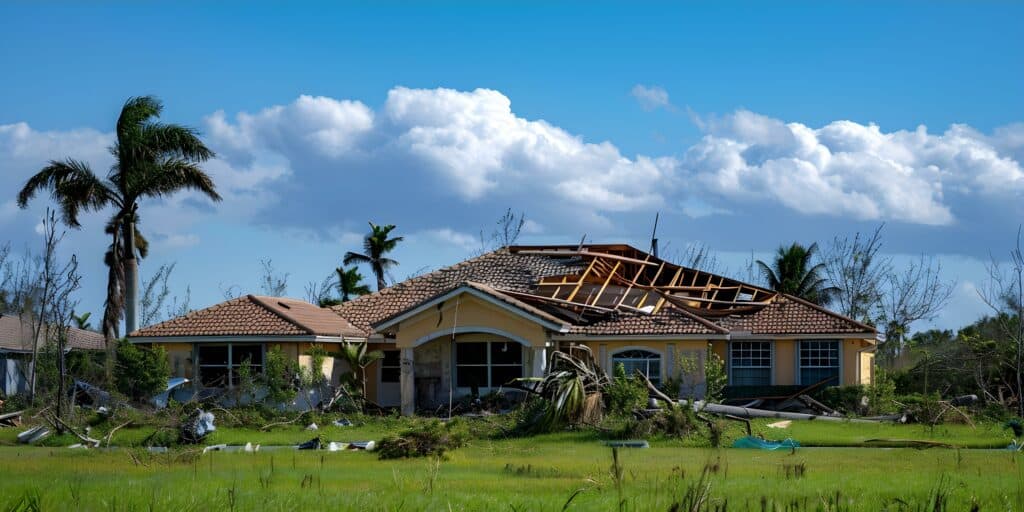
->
[17,95,220,345]
[756,242,838,305]
[336,266,371,302]
[343,222,403,291]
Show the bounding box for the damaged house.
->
[130,244,877,415]
[1,313,106,396]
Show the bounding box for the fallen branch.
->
[44,413,101,447]
[259,415,302,431]
[104,421,133,447]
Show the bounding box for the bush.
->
[377,420,468,459]
[262,345,300,404]
[114,339,170,402]
[606,363,648,416]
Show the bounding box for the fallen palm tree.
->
[510,345,609,433]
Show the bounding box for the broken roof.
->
[0,314,106,352]
[129,295,365,339]
[332,244,875,339]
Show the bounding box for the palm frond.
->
[17,159,116,227]
[139,123,215,162]
[138,158,222,201]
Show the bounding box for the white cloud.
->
[631,85,671,111]
[682,110,1024,225]
[421,228,478,251]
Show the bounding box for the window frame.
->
[728,340,773,386]
[797,340,841,386]
[610,348,663,385]
[196,343,265,388]
[380,349,401,384]
[454,340,524,389]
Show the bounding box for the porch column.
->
[531,346,547,377]
[400,347,415,416]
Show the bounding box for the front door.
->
[378,350,401,407]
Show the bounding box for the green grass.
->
[0,436,1021,511]
[750,418,1016,449]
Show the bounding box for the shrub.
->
[704,348,727,403]
[606,363,648,415]
[114,339,170,402]
[262,345,300,404]
[377,420,468,459]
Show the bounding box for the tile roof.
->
[332,246,875,339]
[332,249,586,332]
[0,314,106,352]
[717,294,875,335]
[129,295,365,338]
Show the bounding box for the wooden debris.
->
[0,410,24,428]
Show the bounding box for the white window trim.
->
[727,340,774,386]
[453,340,524,391]
[609,346,664,384]
[796,339,842,386]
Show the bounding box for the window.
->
[612,349,661,385]
[455,341,523,388]
[198,344,263,387]
[381,350,400,383]
[799,340,840,385]
[730,341,772,386]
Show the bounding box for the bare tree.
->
[824,225,890,323]
[662,241,720,273]
[304,273,336,305]
[140,263,175,327]
[219,282,242,300]
[259,258,289,297]
[476,208,526,254]
[167,285,192,319]
[878,255,954,362]
[27,210,82,404]
[978,227,1024,417]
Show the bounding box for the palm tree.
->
[756,242,838,305]
[336,341,384,404]
[17,95,220,345]
[336,266,371,302]
[343,222,403,291]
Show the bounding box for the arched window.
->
[612,349,661,385]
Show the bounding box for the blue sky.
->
[1,2,1022,333]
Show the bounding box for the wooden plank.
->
[565,259,597,302]
[591,261,621,306]
[500,289,615,313]
[645,265,679,311]
[514,250,658,267]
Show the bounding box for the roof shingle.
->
[0,314,106,352]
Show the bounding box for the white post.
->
[400,348,415,416]
[532,346,547,377]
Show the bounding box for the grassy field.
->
[0,418,1022,511]
[0,438,1021,511]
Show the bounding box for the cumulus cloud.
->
[421,228,479,252]
[631,85,671,111]
[682,110,1024,225]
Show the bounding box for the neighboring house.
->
[130,244,877,415]
[0,313,106,396]
[332,244,877,415]
[128,295,366,391]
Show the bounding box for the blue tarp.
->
[732,436,800,450]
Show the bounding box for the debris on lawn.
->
[17,426,50,444]
[332,418,353,427]
[766,420,792,429]
[0,409,24,428]
[202,444,228,453]
[151,377,191,409]
[733,436,800,450]
[71,379,112,409]
[605,440,650,448]
[244,442,260,452]
[297,437,322,450]
[180,409,216,444]
[862,439,954,449]
[306,422,319,431]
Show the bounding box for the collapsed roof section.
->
[503,244,776,323]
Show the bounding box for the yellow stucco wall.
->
[392,293,549,349]
[859,350,875,385]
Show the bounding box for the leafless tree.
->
[878,255,954,362]
[259,258,289,297]
[219,282,241,300]
[27,210,82,404]
[824,225,890,323]
[662,241,720,273]
[304,273,336,305]
[140,263,175,327]
[978,227,1024,417]
[166,285,192,319]
[476,208,526,255]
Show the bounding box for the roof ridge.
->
[780,293,876,333]
[332,247,508,312]
[248,294,315,335]
[129,294,253,336]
